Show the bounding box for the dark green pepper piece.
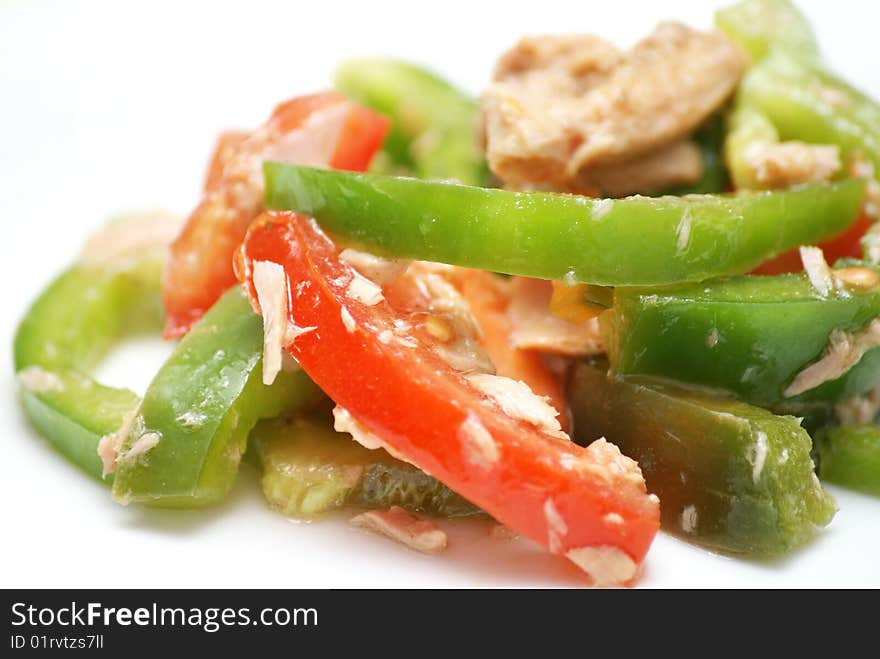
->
[605,267,880,411]
[570,361,836,555]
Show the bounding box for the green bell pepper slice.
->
[253,417,481,518]
[724,105,785,190]
[111,287,324,507]
[264,163,865,287]
[14,258,163,480]
[720,1,879,193]
[737,51,880,174]
[335,59,489,186]
[605,266,880,412]
[570,361,836,555]
[715,0,820,63]
[815,425,880,496]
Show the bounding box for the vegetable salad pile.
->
[13,0,880,586]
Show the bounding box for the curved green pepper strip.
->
[724,105,784,190]
[335,59,490,186]
[720,2,880,191]
[715,0,820,64]
[605,266,880,412]
[570,360,836,556]
[815,425,880,496]
[736,51,880,175]
[264,163,865,287]
[14,258,163,480]
[862,223,880,266]
[111,288,324,508]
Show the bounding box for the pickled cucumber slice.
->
[570,360,836,555]
[252,417,481,518]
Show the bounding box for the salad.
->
[12,0,880,587]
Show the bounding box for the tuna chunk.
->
[482,23,747,193]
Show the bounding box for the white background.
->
[2,0,879,588]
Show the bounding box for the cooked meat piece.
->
[493,34,622,94]
[569,23,747,169]
[507,277,603,356]
[573,139,703,197]
[747,141,841,188]
[481,80,584,186]
[481,22,747,192]
[350,506,448,554]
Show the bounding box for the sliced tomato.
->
[162,92,389,337]
[236,211,660,585]
[752,211,873,275]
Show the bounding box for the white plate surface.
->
[2,0,878,588]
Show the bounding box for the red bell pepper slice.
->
[456,270,570,431]
[202,130,249,193]
[162,92,389,337]
[236,211,660,585]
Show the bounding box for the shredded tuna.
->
[563,438,651,500]
[681,505,698,534]
[592,198,614,220]
[508,277,603,355]
[603,512,624,526]
[79,210,184,266]
[350,506,448,554]
[848,152,880,220]
[751,431,769,482]
[345,271,385,306]
[748,141,841,188]
[340,305,357,333]
[340,248,410,286]
[492,33,622,89]
[97,406,140,478]
[706,327,720,348]
[18,366,64,393]
[785,319,880,397]
[283,323,317,346]
[459,413,499,469]
[252,260,289,385]
[332,406,415,465]
[544,498,569,553]
[565,545,638,587]
[466,373,564,435]
[835,386,880,425]
[482,23,746,191]
[800,246,838,297]
[571,139,703,197]
[120,431,161,462]
[676,209,693,253]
